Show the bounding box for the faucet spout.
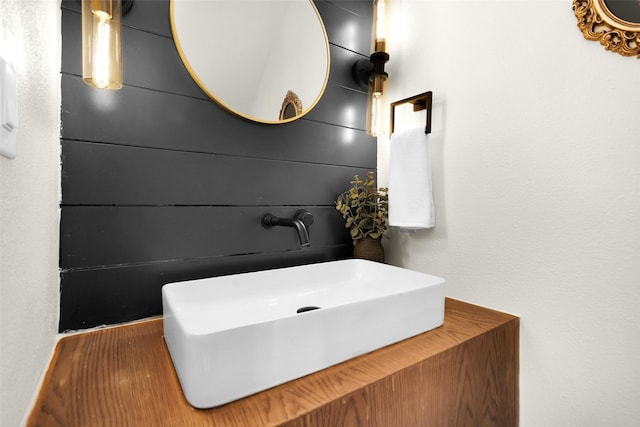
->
[262,210,314,248]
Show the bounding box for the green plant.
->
[335,171,388,240]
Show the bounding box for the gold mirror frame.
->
[279,90,303,120]
[170,0,330,124]
[574,0,640,58]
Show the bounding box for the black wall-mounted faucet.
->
[261,209,314,248]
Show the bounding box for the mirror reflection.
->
[604,0,640,23]
[171,0,330,124]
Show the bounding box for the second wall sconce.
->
[353,0,389,137]
[81,0,133,90]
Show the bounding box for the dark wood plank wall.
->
[59,0,375,331]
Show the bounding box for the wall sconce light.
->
[81,0,133,90]
[353,0,389,137]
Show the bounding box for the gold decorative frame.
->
[574,0,640,58]
[279,90,303,120]
[170,0,330,125]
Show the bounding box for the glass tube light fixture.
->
[82,0,125,90]
[366,0,389,137]
[373,0,387,57]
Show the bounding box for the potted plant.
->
[335,171,388,262]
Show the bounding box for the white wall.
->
[379,1,640,426]
[0,0,61,425]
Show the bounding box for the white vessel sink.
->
[162,259,446,408]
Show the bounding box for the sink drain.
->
[296,306,321,314]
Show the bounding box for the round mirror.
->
[170,0,330,124]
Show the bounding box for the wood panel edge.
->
[25,339,64,427]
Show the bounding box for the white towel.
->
[388,127,435,229]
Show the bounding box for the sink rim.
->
[162,259,443,336]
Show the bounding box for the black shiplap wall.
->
[59,0,375,331]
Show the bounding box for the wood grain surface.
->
[28,299,519,426]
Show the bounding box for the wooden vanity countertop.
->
[27,298,519,427]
